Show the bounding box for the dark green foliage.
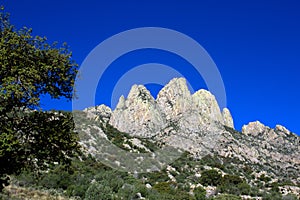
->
[221,174,243,185]
[219,174,251,196]
[152,182,194,200]
[194,186,206,200]
[282,194,298,200]
[14,156,108,198]
[0,10,79,190]
[262,190,282,200]
[85,182,114,200]
[259,174,271,183]
[199,169,222,186]
[200,155,224,170]
[103,124,128,150]
[153,181,175,194]
[140,170,169,185]
[213,194,242,200]
[8,149,300,199]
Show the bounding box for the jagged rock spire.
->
[109,77,234,138]
[109,84,165,138]
[222,108,234,129]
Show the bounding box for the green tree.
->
[84,182,114,200]
[199,169,222,186]
[218,174,246,195]
[0,10,80,190]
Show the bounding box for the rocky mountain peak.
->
[77,78,299,199]
[83,104,112,123]
[222,108,234,129]
[109,84,164,138]
[156,77,191,100]
[192,89,224,125]
[275,124,291,135]
[242,121,269,136]
[127,84,155,103]
[156,78,192,121]
[115,95,126,110]
[108,78,235,142]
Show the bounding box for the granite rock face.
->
[79,77,299,197]
[242,121,268,136]
[107,78,235,154]
[222,108,234,129]
[110,78,233,137]
[83,104,112,123]
[109,85,165,138]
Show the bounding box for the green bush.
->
[262,191,282,200]
[218,174,250,195]
[116,183,137,199]
[199,169,222,186]
[194,186,206,200]
[153,182,174,194]
[282,194,298,200]
[84,182,114,200]
[213,194,242,200]
[259,174,271,183]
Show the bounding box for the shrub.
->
[214,194,242,200]
[116,183,137,199]
[262,191,282,200]
[199,170,222,186]
[153,182,174,194]
[84,182,114,200]
[282,194,298,200]
[219,174,250,195]
[259,174,271,183]
[194,186,206,200]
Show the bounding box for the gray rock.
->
[81,77,299,187]
[222,108,234,129]
[109,84,165,138]
[242,121,268,136]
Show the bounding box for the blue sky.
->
[4,0,300,134]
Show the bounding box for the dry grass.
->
[1,185,73,200]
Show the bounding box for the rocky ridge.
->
[79,77,300,198]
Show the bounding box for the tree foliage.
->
[0,10,80,191]
[199,169,222,186]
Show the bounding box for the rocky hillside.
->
[74,77,299,199]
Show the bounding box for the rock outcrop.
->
[83,104,112,123]
[109,85,165,138]
[242,121,269,136]
[222,108,234,129]
[78,77,300,198]
[109,78,232,139]
[106,78,236,155]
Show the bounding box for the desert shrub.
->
[200,155,224,170]
[194,186,206,200]
[153,182,174,194]
[213,194,242,200]
[259,174,271,183]
[282,194,298,200]
[144,171,169,184]
[218,174,250,195]
[262,190,282,200]
[199,169,222,186]
[237,181,251,195]
[94,170,125,193]
[84,182,114,200]
[116,183,137,199]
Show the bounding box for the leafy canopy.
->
[0,9,80,191]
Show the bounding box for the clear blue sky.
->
[4,0,300,134]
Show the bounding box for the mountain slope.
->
[76,77,299,199]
